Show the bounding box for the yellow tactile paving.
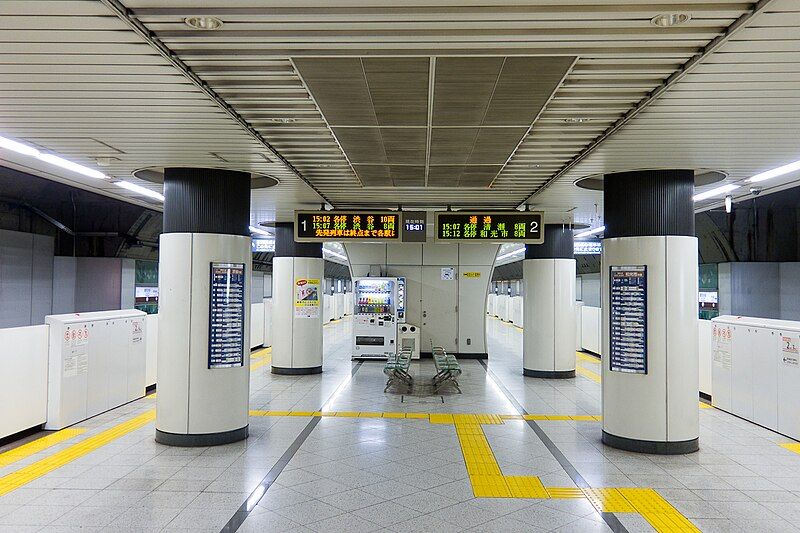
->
[583,487,637,513]
[576,351,600,364]
[0,410,155,497]
[0,428,86,467]
[506,476,549,498]
[250,347,273,371]
[429,413,454,424]
[382,412,406,418]
[576,363,602,384]
[619,488,701,533]
[780,442,800,455]
[547,487,585,499]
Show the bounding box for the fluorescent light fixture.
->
[114,180,164,202]
[495,247,525,262]
[0,135,40,157]
[575,225,605,239]
[692,184,739,202]
[725,195,732,214]
[323,249,348,261]
[249,225,271,237]
[38,153,108,180]
[748,159,800,183]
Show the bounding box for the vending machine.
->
[352,277,399,360]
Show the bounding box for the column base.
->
[155,426,248,447]
[271,366,322,375]
[602,430,698,455]
[523,368,576,379]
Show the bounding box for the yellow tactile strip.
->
[248,411,602,421]
[781,443,800,455]
[250,347,273,371]
[0,428,86,467]
[0,410,155,497]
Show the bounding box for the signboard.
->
[782,335,799,366]
[295,211,399,242]
[441,267,455,281]
[609,265,647,374]
[463,271,481,278]
[251,239,275,253]
[208,262,245,369]
[401,211,427,242]
[574,241,602,255]
[434,211,544,243]
[294,278,320,318]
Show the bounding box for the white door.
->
[422,266,458,353]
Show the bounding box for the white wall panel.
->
[145,314,158,388]
[0,325,48,439]
[581,305,602,355]
[250,302,264,348]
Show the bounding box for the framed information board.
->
[434,211,544,243]
[295,211,400,242]
[208,262,246,369]
[609,265,647,374]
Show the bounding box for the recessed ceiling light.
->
[651,13,691,28]
[184,16,224,30]
[564,117,590,124]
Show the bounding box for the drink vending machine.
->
[352,277,402,360]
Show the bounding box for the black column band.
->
[602,431,699,455]
[274,222,322,258]
[155,426,249,447]
[603,169,694,238]
[523,369,576,379]
[163,167,251,235]
[525,224,575,259]
[271,365,323,375]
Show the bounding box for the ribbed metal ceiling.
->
[1,1,798,227]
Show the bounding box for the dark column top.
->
[163,167,250,236]
[525,224,574,259]
[274,222,322,258]
[603,169,694,238]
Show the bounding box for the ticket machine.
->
[352,277,400,359]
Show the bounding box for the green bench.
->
[431,342,462,393]
[383,348,413,392]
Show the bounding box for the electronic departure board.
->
[434,211,544,243]
[295,211,400,242]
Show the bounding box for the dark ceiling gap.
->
[358,58,391,186]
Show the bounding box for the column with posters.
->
[295,278,321,318]
[609,265,648,374]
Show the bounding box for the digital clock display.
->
[434,211,544,243]
[401,211,427,242]
[294,211,400,242]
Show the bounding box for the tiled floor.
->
[1,316,799,532]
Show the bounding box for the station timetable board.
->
[295,211,400,242]
[434,211,544,243]
[208,262,246,369]
[609,265,648,374]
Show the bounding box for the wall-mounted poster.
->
[208,262,245,369]
[295,278,320,318]
[609,265,647,374]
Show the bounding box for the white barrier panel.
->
[263,298,272,347]
[250,302,265,349]
[510,296,523,325]
[0,325,48,439]
[487,293,496,316]
[497,294,509,321]
[698,320,712,398]
[145,314,158,388]
[712,315,800,440]
[323,294,333,322]
[45,310,147,430]
[580,305,602,355]
[575,301,584,351]
[344,292,354,315]
[334,292,344,319]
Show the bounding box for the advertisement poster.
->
[782,335,799,366]
[295,278,320,318]
[208,262,245,369]
[609,265,648,374]
[712,324,732,369]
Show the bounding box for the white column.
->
[271,256,324,374]
[523,258,576,378]
[156,233,251,445]
[601,236,699,453]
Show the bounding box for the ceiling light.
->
[184,16,223,30]
[323,249,348,262]
[692,184,739,202]
[94,157,119,167]
[38,153,108,180]
[747,158,800,183]
[651,13,691,27]
[725,195,732,214]
[575,225,605,239]
[249,225,271,237]
[564,117,590,124]
[0,135,40,157]
[495,247,525,262]
[115,181,164,202]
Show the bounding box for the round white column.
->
[523,225,576,378]
[601,169,699,454]
[271,223,324,374]
[155,168,252,446]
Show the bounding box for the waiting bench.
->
[384,348,413,392]
[431,342,462,393]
